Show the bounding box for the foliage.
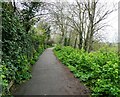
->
[34,22,52,48]
[54,45,120,96]
[1,2,47,96]
[21,2,43,32]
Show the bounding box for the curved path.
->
[14,48,90,96]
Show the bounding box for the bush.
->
[54,45,120,96]
[1,3,45,96]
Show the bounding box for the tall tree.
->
[20,2,44,32]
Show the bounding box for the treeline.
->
[47,0,114,52]
[1,2,50,96]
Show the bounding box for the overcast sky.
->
[44,0,119,43]
[103,0,118,43]
[15,0,119,43]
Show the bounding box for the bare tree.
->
[47,0,115,52]
[68,0,114,52]
[84,0,114,52]
[48,2,71,45]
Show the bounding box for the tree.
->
[47,2,70,46]
[48,0,114,52]
[84,0,114,52]
[20,2,44,32]
[1,1,49,95]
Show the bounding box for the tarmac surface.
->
[13,48,90,96]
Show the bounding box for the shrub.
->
[54,45,120,96]
[1,3,45,96]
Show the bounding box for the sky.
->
[15,0,119,43]
[44,0,119,43]
[103,0,118,43]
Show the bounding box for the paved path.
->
[14,48,90,96]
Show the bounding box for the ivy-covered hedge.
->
[54,45,120,96]
[1,3,45,96]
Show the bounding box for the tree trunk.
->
[78,32,83,49]
[83,29,90,51]
[74,37,77,48]
[64,37,67,46]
